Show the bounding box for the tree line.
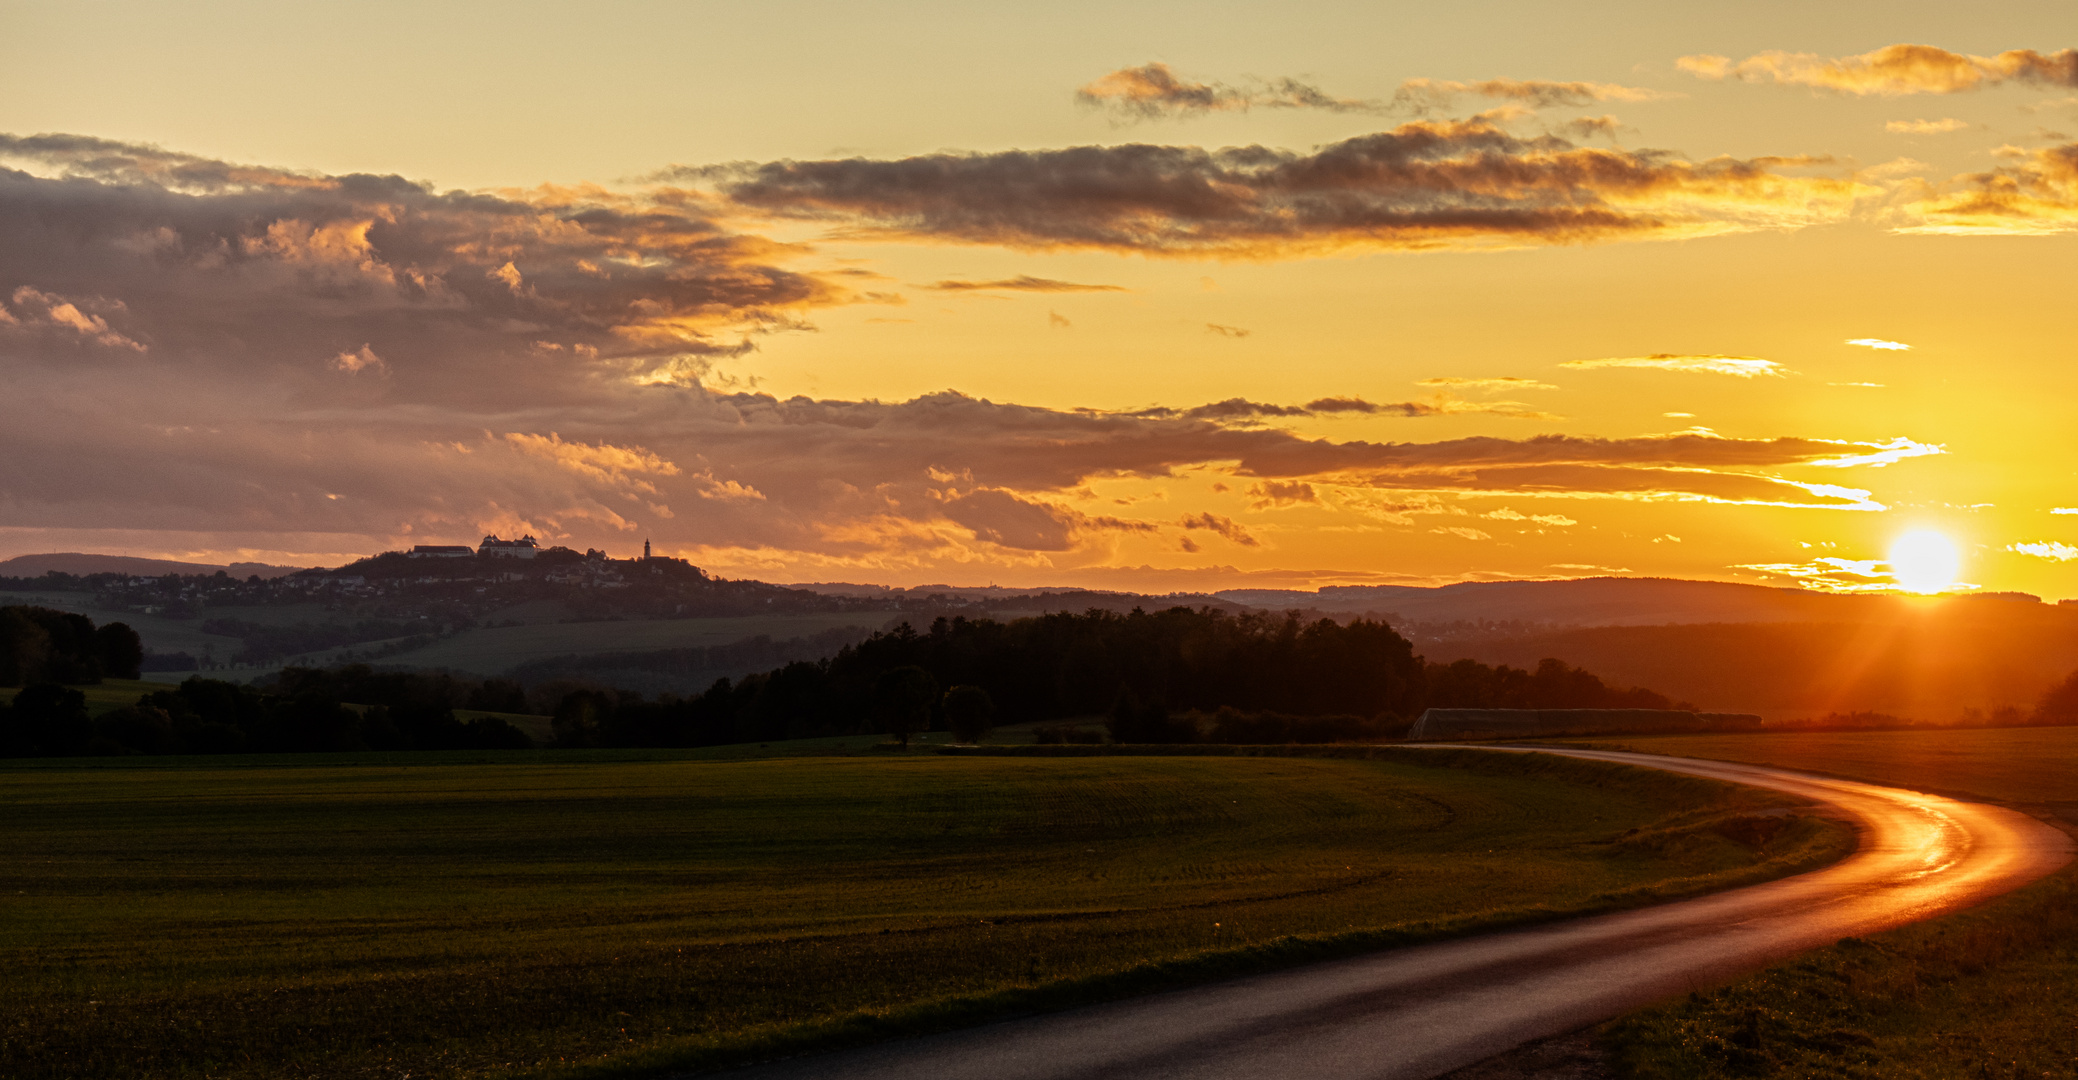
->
[1,605,142,686]
[24,603,2073,759]
[544,608,1694,748]
[0,666,532,757]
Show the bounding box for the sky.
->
[2,0,2076,596]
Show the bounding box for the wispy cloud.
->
[1181,512,1261,546]
[1484,507,1577,525]
[2010,540,2078,561]
[1892,140,2078,235]
[1886,118,1971,134]
[1680,44,2078,96]
[1559,354,1787,377]
[1416,376,1559,392]
[1247,480,1318,508]
[705,119,1862,258]
[2054,507,2078,515]
[1205,323,1252,338]
[1075,63,1380,121]
[922,275,1127,293]
[1846,338,1911,350]
[1737,555,1974,593]
[1132,393,1561,422]
[1391,77,1670,113]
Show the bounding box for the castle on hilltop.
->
[478,535,540,559]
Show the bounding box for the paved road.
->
[720,747,2073,1080]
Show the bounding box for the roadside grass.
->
[1579,725,2078,1078]
[0,748,1846,1079]
[1605,868,2078,1079]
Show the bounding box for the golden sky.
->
[2,1,2076,596]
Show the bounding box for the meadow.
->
[0,747,1843,1079]
[1581,725,2078,1078]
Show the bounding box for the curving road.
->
[721,747,2073,1080]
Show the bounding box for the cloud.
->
[923,275,1126,293]
[3,286,147,350]
[1560,354,1787,377]
[1181,512,1260,546]
[2054,507,2078,515]
[1558,115,1626,140]
[1247,480,1318,508]
[1892,140,2078,234]
[1205,323,1251,337]
[1886,118,1971,134]
[1415,376,1559,392]
[1845,338,1910,350]
[1048,309,1073,328]
[2009,540,2078,561]
[1391,78,1669,113]
[1132,393,1561,422]
[1680,44,2078,96]
[0,132,850,400]
[1432,526,1492,540]
[706,118,1862,257]
[1075,63,1379,121]
[332,344,386,375]
[1484,507,1577,526]
[0,136,1952,575]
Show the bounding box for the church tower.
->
[643,539,651,559]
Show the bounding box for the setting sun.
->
[1889,529,1962,595]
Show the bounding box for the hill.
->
[1217,576,2057,628]
[0,553,308,580]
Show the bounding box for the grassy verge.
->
[1605,867,2078,1079]
[0,748,1846,1080]
[1580,725,2078,1078]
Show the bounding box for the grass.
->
[1606,865,2078,1079]
[1553,726,2078,812]
[0,747,1846,1080]
[1575,725,2078,1078]
[378,611,886,674]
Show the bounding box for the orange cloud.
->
[1075,63,1378,120]
[1680,44,2078,96]
[1894,141,2078,234]
[709,119,1861,257]
[1560,354,1786,377]
[922,275,1126,293]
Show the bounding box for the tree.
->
[873,666,938,748]
[2035,668,2078,726]
[943,684,995,744]
[96,622,144,680]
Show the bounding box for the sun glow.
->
[1888,529,1961,594]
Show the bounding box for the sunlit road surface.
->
[719,748,2073,1080]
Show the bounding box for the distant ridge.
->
[0,552,310,580]
[1215,576,2041,627]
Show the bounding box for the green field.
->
[1584,725,2078,1078]
[0,748,1843,1079]
[378,611,888,674]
